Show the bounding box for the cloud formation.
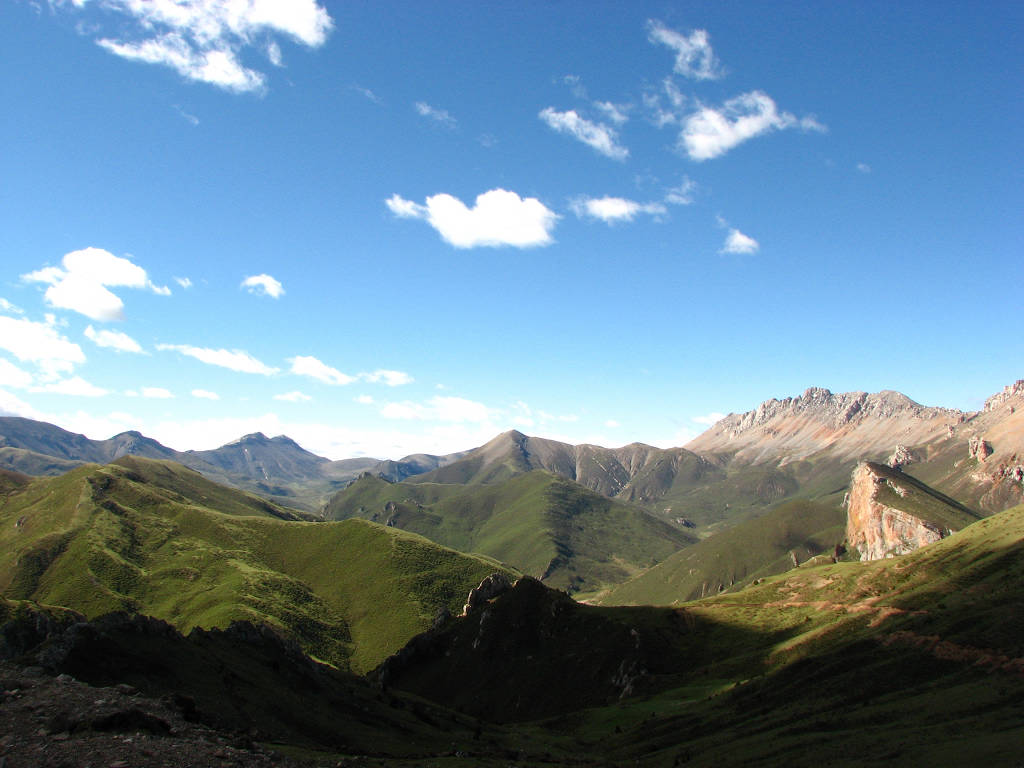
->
[275,391,312,402]
[570,196,666,224]
[241,273,284,298]
[721,228,759,254]
[415,101,457,128]
[191,389,220,400]
[681,91,826,161]
[289,355,355,385]
[84,325,144,354]
[361,369,414,387]
[33,376,108,397]
[387,189,558,248]
[158,344,279,375]
[538,108,629,160]
[647,21,724,80]
[72,0,333,92]
[22,248,167,321]
[0,315,86,379]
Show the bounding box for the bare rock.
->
[887,444,915,469]
[968,436,993,462]
[462,572,512,616]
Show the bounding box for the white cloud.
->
[33,376,108,397]
[605,419,621,428]
[289,355,355,385]
[0,359,33,389]
[74,0,333,93]
[22,247,164,321]
[84,325,144,354]
[681,91,826,161]
[191,389,220,400]
[0,388,42,418]
[353,84,381,103]
[380,396,494,423]
[857,162,872,174]
[665,176,697,206]
[538,107,629,160]
[387,189,558,249]
[360,369,414,387]
[414,101,457,128]
[141,387,174,399]
[158,344,279,375]
[570,196,666,224]
[593,100,630,125]
[175,276,193,288]
[647,21,724,80]
[0,298,24,315]
[0,315,86,379]
[692,411,726,425]
[174,105,200,126]
[241,273,284,298]
[721,228,759,254]
[275,391,312,402]
[355,394,374,405]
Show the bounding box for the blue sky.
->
[1,0,1021,459]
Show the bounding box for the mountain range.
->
[1,380,1022,764]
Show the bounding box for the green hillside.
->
[602,498,846,605]
[383,505,1024,764]
[0,457,509,672]
[324,469,696,595]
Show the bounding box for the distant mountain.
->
[325,469,695,595]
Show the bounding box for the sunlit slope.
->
[324,469,695,594]
[383,505,1024,764]
[0,457,508,672]
[602,498,846,605]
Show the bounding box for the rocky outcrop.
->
[845,462,972,562]
[984,380,1024,412]
[887,444,916,469]
[462,572,512,616]
[968,436,993,462]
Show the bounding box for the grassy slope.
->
[0,458,509,673]
[601,498,846,605]
[324,470,695,595]
[386,505,1024,764]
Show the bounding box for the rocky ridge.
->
[845,462,979,561]
[686,387,966,464]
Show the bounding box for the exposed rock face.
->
[462,572,512,616]
[984,380,1024,412]
[846,463,951,562]
[887,444,915,469]
[968,436,993,462]
[686,388,965,464]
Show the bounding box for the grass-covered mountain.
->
[0,456,508,672]
[324,469,695,596]
[379,503,1024,764]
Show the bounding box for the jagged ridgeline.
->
[0,456,510,672]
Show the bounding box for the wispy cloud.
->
[158,344,279,375]
[387,189,558,248]
[241,273,284,298]
[175,276,192,289]
[361,369,414,387]
[538,107,629,160]
[352,84,381,103]
[647,21,724,80]
[681,91,826,161]
[22,247,168,321]
[380,396,494,423]
[692,411,726,425]
[289,355,356,385]
[33,376,108,398]
[70,0,333,93]
[665,176,697,206]
[84,325,144,354]
[857,162,872,174]
[141,386,174,399]
[593,100,630,125]
[275,391,312,402]
[191,389,220,400]
[414,101,457,129]
[0,359,33,389]
[570,196,666,224]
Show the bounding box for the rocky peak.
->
[984,380,1024,412]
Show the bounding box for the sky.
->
[1,1,1021,460]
